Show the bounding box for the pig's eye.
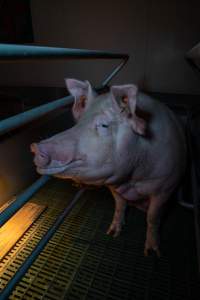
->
[96,122,109,136]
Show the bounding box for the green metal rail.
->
[0,44,128,136]
[0,44,128,61]
[0,43,129,298]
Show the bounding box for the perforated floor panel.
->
[0,179,200,300]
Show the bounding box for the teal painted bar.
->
[0,44,128,61]
[0,44,129,135]
[0,45,129,297]
[0,189,85,299]
[0,95,73,135]
[0,175,50,227]
[102,57,129,86]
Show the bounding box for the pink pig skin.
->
[31,79,186,256]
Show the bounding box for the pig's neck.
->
[109,143,151,202]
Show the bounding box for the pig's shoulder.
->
[136,92,176,125]
[137,92,167,112]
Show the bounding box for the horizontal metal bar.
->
[0,85,111,135]
[0,175,49,227]
[0,188,85,299]
[0,95,73,136]
[0,44,128,61]
[0,79,127,136]
[0,44,128,297]
[0,44,129,134]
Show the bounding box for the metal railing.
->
[0,43,128,223]
[0,189,85,299]
[0,44,128,136]
[0,43,129,298]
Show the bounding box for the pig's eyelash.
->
[96,123,109,128]
[95,123,109,132]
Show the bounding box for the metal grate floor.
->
[0,179,200,300]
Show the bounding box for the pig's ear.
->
[65,78,94,121]
[111,84,146,135]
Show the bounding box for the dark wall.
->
[0,0,200,94]
[0,0,33,43]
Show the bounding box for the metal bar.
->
[0,44,128,297]
[0,45,129,135]
[0,44,128,61]
[0,95,73,136]
[0,61,129,136]
[0,188,85,299]
[0,175,49,227]
[102,57,129,87]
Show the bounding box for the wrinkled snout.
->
[30,143,50,168]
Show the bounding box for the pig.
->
[31,79,186,256]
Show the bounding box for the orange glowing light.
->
[0,202,46,260]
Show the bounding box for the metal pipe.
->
[0,47,129,225]
[0,44,129,297]
[0,62,128,136]
[0,175,49,227]
[0,95,73,136]
[0,44,128,61]
[102,57,129,87]
[0,45,129,135]
[0,188,85,299]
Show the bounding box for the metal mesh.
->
[0,179,199,300]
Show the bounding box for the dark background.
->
[0,0,33,43]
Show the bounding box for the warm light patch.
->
[0,202,46,260]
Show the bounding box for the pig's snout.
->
[31,143,50,168]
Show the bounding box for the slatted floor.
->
[0,178,199,300]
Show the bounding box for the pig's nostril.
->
[31,143,50,168]
[35,152,50,168]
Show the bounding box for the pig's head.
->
[31,79,146,186]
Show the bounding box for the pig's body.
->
[111,92,185,208]
[31,79,186,255]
